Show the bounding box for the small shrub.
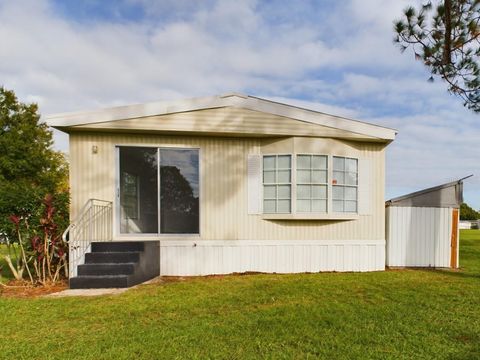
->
[2,193,69,285]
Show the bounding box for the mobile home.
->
[47,94,397,288]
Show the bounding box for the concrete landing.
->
[44,288,129,297]
[43,276,163,297]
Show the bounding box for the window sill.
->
[262,213,359,221]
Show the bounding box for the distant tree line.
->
[460,202,480,220]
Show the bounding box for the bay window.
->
[262,154,359,215]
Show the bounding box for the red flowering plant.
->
[31,194,68,284]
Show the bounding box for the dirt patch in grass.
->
[0,279,68,298]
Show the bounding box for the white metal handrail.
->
[63,199,113,278]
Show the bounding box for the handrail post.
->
[89,204,93,242]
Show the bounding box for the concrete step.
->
[91,241,144,253]
[85,251,141,264]
[69,275,130,289]
[70,241,160,289]
[77,263,136,276]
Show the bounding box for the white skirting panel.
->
[159,239,385,276]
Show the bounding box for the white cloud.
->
[0,0,479,208]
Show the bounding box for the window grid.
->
[296,155,328,213]
[332,156,358,213]
[263,155,291,213]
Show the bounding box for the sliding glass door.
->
[118,146,199,235]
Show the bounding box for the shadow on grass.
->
[387,266,480,280]
[429,268,480,280]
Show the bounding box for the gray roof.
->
[386,176,473,208]
[45,93,397,142]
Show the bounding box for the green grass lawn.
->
[1,231,479,359]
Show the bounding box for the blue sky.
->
[1,0,479,208]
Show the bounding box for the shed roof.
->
[46,93,397,143]
[386,176,472,208]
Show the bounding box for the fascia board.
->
[239,97,397,140]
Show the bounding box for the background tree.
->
[0,87,69,282]
[394,0,480,112]
[0,87,69,234]
[460,202,480,220]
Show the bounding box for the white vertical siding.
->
[247,154,262,214]
[69,133,386,242]
[386,206,452,267]
[358,158,372,215]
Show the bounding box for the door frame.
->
[114,144,201,238]
[450,208,459,268]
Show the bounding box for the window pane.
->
[277,200,291,213]
[345,201,357,212]
[312,185,327,199]
[312,155,327,169]
[333,200,344,212]
[333,157,344,171]
[264,185,276,199]
[312,200,327,213]
[277,155,291,169]
[262,155,292,214]
[345,158,357,172]
[345,186,357,201]
[297,200,310,212]
[297,185,311,199]
[345,172,357,185]
[333,171,344,184]
[120,147,158,234]
[263,156,275,170]
[297,170,311,183]
[263,170,275,183]
[160,149,199,234]
[278,185,291,199]
[277,170,291,183]
[264,200,276,213]
[333,186,344,200]
[312,170,327,183]
[297,155,311,169]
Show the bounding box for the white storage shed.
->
[385,177,470,269]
